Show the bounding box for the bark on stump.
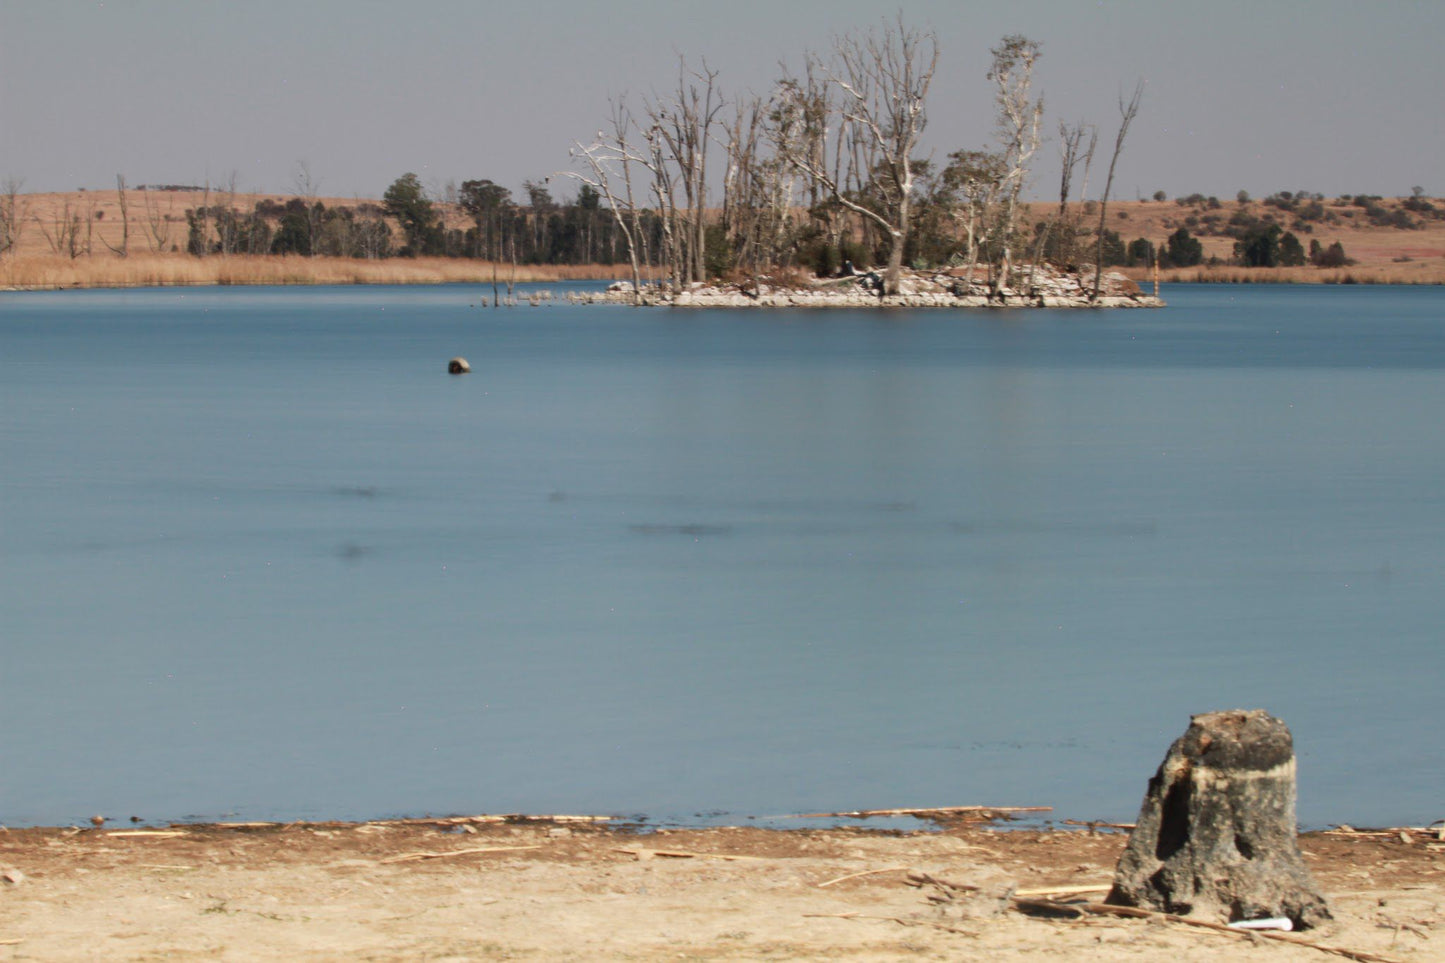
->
[1107,709,1330,929]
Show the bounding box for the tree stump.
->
[1107,709,1330,929]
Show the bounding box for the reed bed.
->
[0,254,647,290]
[1124,263,1445,286]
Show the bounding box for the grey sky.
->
[2,0,1440,202]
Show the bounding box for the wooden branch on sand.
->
[787,805,1051,819]
[803,912,978,937]
[380,845,542,864]
[816,866,911,888]
[1011,898,1409,963]
[1012,883,1112,898]
[613,847,765,862]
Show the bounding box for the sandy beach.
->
[1,815,1440,961]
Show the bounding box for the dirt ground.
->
[1,815,1440,962]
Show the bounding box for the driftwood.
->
[379,845,541,864]
[816,866,911,888]
[613,847,764,861]
[803,912,979,937]
[105,830,187,838]
[1011,898,1408,963]
[1062,819,1136,831]
[1013,883,1111,898]
[788,805,1050,819]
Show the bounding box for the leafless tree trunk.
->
[102,175,131,257]
[1092,82,1144,300]
[1053,122,1096,267]
[36,197,84,258]
[650,59,723,284]
[0,177,26,258]
[565,99,648,301]
[776,17,937,295]
[988,35,1043,295]
[295,161,323,257]
[140,188,174,252]
[215,173,240,256]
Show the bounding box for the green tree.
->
[1278,231,1306,267]
[459,179,512,259]
[1164,227,1203,267]
[383,172,438,256]
[1125,237,1154,267]
[1234,223,1281,266]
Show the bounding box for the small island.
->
[579,265,1162,308]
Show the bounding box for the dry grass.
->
[1123,263,1445,285]
[6,189,1445,288]
[0,253,644,289]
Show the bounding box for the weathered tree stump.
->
[448,357,471,375]
[1107,709,1330,929]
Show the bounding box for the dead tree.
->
[1108,710,1331,929]
[35,196,83,258]
[649,59,724,285]
[294,161,323,257]
[1052,121,1096,267]
[0,177,26,258]
[565,100,649,301]
[987,35,1043,295]
[140,187,174,252]
[102,175,131,257]
[778,17,937,294]
[1091,82,1143,300]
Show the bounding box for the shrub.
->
[1310,240,1351,268]
[1164,227,1203,267]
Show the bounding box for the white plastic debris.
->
[1228,917,1294,931]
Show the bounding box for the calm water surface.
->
[2,283,1442,827]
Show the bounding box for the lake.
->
[2,282,1442,829]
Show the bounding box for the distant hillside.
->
[3,188,1443,287]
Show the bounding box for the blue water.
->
[2,282,1442,828]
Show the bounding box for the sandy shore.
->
[1,815,1440,961]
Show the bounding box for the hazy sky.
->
[2,0,1440,202]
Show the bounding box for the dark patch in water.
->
[337,542,370,562]
[872,500,918,513]
[950,518,1156,537]
[629,523,733,537]
[332,486,381,499]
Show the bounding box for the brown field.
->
[0,188,642,289]
[4,189,1444,289]
[1084,196,1445,285]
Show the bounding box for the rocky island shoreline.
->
[572,265,1165,309]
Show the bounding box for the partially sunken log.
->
[1107,710,1330,929]
[448,357,471,375]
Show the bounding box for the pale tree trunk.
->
[566,99,647,302]
[141,188,173,252]
[776,17,937,295]
[988,35,1043,296]
[0,177,27,258]
[103,175,130,257]
[1092,82,1143,300]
